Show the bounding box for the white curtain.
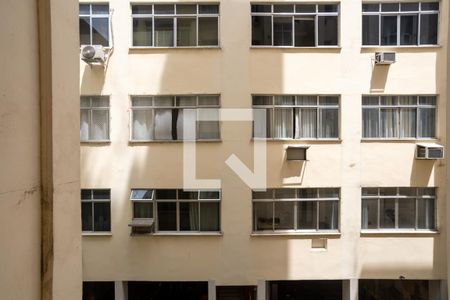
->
[295,108,316,138]
[132,109,153,140]
[154,18,174,47]
[177,109,196,140]
[380,109,397,138]
[253,108,270,138]
[91,110,108,140]
[189,203,199,231]
[362,108,379,138]
[319,108,338,138]
[177,18,196,46]
[418,108,435,138]
[198,109,219,139]
[80,110,89,140]
[399,108,416,138]
[274,108,293,138]
[154,109,172,140]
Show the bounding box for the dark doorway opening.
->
[217,285,257,300]
[268,280,342,300]
[128,281,208,300]
[83,281,115,300]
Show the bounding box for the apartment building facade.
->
[80,1,450,299]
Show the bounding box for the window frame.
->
[79,3,111,47]
[250,3,340,48]
[362,2,440,47]
[252,95,340,140]
[130,189,222,233]
[130,3,221,48]
[80,95,110,142]
[252,188,340,234]
[361,187,437,232]
[81,189,112,233]
[129,95,221,142]
[361,95,437,140]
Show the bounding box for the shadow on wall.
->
[370,65,389,92]
[80,64,106,94]
[410,159,434,186]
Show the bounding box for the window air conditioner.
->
[286,146,309,161]
[129,218,154,235]
[81,45,106,64]
[375,52,396,65]
[416,143,444,160]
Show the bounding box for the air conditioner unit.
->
[375,52,396,65]
[80,45,106,64]
[286,146,309,161]
[129,218,154,235]
[416,143,444,160]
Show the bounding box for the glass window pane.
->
[380,188,397,196]
[319,108,338,138]
[180,202,199,231]
[399,188,416,196]
[419,96,436,106]
[132,5,153,15]
[251,5,271,13]
[131,189,153,199]
[156,189,177,199]
[275,96,295,105]
[200,202,220,231]
[198,17,219,46]
[381,16,398,45]
[274,5,294,13]
[253,108,272,138]
[274,108,293,138]
[418,188,435,196]
[154,18,174,47]
[363,4,379,12]
[199,5,219,14]
[297,96,317,106]
[154,109,173,140]
[418,108,436,138]
[178,190,198,200]
[132,109,153,140]
[154,4,174,14]
[298,188,318,198]
[93,202,111,231]
[252,16,272,46]
[91,97,109,107]
[381,96,397,106]
[177,4,196,14]
[318,5,338,12]
[199,190,220,200]
[318,188,339,198]
[319,96,339,106]
[80,17,91,45]
[274,202,295,230]
[420,14,438,45]
[362,96,379,106]
[91,109,109,140]
[380,109,398,138]
[318,201,338,230]
[297,201,317,229]
[380,199,396,228]
[294,16,315,47]
[295,108,317,138]
[79,4,90,14]
[92,4,109,14]
[198,95,219,106]
[198,109,220,139]
[92,18,109,46]
[254,202,273,231]
[253,190,273,199]
[362,199,378,229]
[93,189,110,199]
[177,18,197,46]
[400,15,418,45]
[399,108,417,138]
[274,17,293,46]
[81,189,92,200]
[157,202,177,231]
[421,3,439,11]
[275,189,296,199]
[381,3,399,12]
[80,109,89,141]
[363,15,380,45]
[318,16,338,46]
[133,18,153,46]
[253,95,273,106]
[401,3,419,11]
[134,202,153,218]
[176,96,196,107]
[417,199,435,229]
[398,199,416,228]
[82,202,93,231]
[363,108,379,138]
[296,4,316,13]
[362,188,378,196]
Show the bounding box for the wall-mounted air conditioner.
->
[80,45,106,64]
[286,146,309,161]
[375,52,396,65]
[129,218,154,235]
[416,143,444,160]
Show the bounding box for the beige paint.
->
[80,0,448,287]
[0,0,81,299]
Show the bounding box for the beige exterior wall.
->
[80,0,449,289]
[0,0,82,299]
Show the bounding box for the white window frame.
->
[362,2,440,47]
[80,96,110,142]
[79,3,111,47]
[252,95,340,140]
[361,187,437,231]
[81,189,112,233]
[130,3,221,48]
[250,3,340,48]
[252,188,340,233]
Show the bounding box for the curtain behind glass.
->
[399,108,416,138]
[176,109,196,140]
[362,108,379,138]
[80,110,89,140]
[319,108,338,138]
[154,109,172,140]
[418,108,435,138]
[154,18,174,46]
[253,108,271,138]
[198,109,220,139]
[200,202,220,231]
[133,18,153,46]
[91,110,109,140]
[380,109,397,137]
[295,108,317,138]
[274,108,293,138]
[132,109,153,140]
[177,18,197,46]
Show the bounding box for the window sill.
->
[361,138,439,143]
[82,232,112,236]
[361,45,441,50]
[129,139,222,144]
[133,232,223,236]
[252,138,341,143]
[251,231,341,237]
[81,140,111,145]
[129,46,221,51]
[360,230,438,237]
[250,46,341,50]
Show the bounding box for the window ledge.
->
[252,138,342,143]
[81,140,111,145]
[361,230,438,236]
[361,138,439,143]
[129,46,221,51]
[82,232,112,236]
[361,45,441,50]
[251,231,341,237]
[135,232,223,236]
[250,46,341,50]
[129,139,222,144]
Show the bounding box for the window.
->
[131,4,220,47]
[79,4,110,46]
[362,95,436,139]
[253,188,339,232]
[362,2,439,46]
[251,4,339,47]
[81,189,111,232]
[130,189,221,232]
[362,187,436,230]
[80,96,110,141]
[131,95,220,141]
[253,95,339,139]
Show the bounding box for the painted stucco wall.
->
[80,0,449,285]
